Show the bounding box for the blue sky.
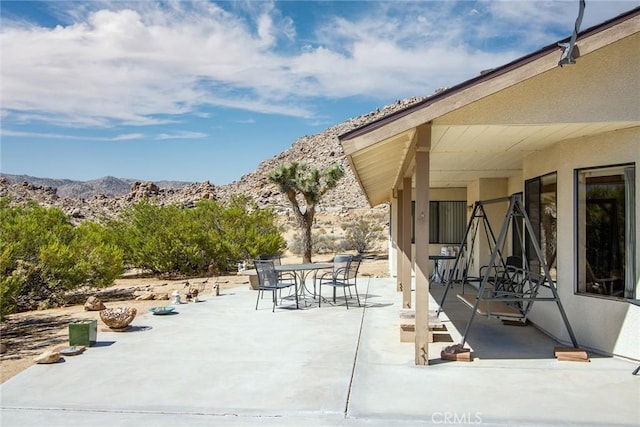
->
[1,1,638,185]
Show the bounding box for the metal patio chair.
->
[318,254,361,309]
[254,259,297,312]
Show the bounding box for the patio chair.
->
[345,255,362,299]
[254,259,297,312]
[318,254,361,309]
[258,254,296,285]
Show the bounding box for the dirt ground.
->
[0,252,389,383]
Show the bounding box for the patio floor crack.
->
[343,276,370,419]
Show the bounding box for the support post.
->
[396,191,404,292]
[414,124,431,365]
[401,177,413,309]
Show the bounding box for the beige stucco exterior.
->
[523,127,640,358]
[341,10,640,363]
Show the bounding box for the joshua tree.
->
[268,162,344,263]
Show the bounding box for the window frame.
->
[574,162,636,300]
[525,172,557,276]
[411,200,466,245]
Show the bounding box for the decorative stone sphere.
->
[100,306,137,330]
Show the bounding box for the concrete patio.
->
[1,276,638,426]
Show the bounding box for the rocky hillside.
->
[214,96,426,210]
[1,96,426,220]
[0,178,218,222]
[0,174,192,199]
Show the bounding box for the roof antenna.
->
[558,0,586,66]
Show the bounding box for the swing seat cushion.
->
[457,293,524,319]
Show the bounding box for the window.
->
[525,173,557,276]
[412,201,465,244]
[576,164,636,298]
[431,201,466,244]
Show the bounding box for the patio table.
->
[245,263,333,309]
[276,263,333,305]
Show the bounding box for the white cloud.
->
[235,118,256,124]
[1,129,145,141]
[1,0,636,129]
[155,131,208,140]
[113,133,146,141]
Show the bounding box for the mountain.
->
[218,96,426,210]
[0,96,427,220]
[0,174,191,199]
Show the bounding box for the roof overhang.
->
[340,8,640,207]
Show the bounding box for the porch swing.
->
[437,194,579,348]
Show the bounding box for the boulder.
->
[134,292,156,301]
[84,296,106,311]
[34,350,61,364]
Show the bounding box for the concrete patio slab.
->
[1,277,638,426]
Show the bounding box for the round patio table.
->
[276,263,333,304]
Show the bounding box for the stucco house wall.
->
[523,126,639,359]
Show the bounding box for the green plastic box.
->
[68,320,97,347]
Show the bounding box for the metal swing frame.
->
[437,194,578,348]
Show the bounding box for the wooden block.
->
[557,355,590,362]
[400,324,413,342]
[440,347,473,362]
[502,319,528,326]
[431,322,447,331]
[432,333,454,343]
[554,346,589,361]
[400,324,433,343]
[399,309,415,319]
[399,315,445,331]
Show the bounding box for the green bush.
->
[115,200,199,275]
[205,196,286,268]
[0,194,286,316]
[0,198,124,318]
[74,221,124,288]
[113,195,285,275]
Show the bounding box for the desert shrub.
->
[115,199,209,275]
[289,232,338,255]
[315,234,339,254]
[342,218,384,254]
[0,198,124,318]
[192,196,286,272]
[0,194,285,315]
[114,196,285,275]
[74,221,124,288]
